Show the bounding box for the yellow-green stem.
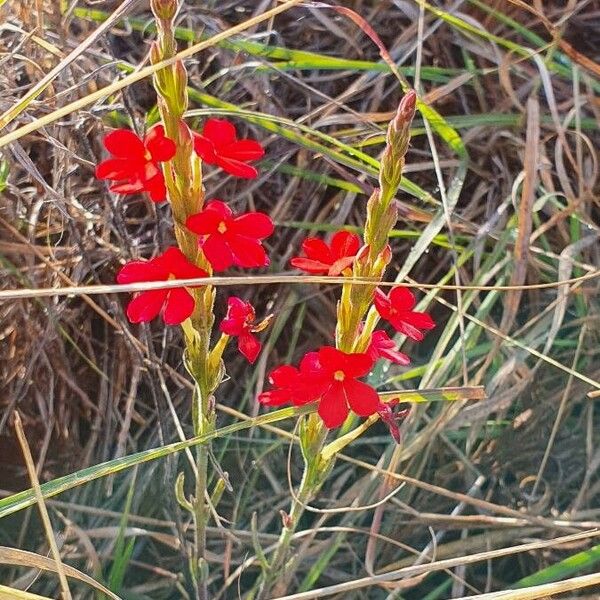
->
[151,3,219,599]
[256,91,417,597]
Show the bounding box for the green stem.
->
[254,92,417,598]
[255,417,328,599]
[254,478,308,599]
[194,441,209,600]
[151,4,219,598]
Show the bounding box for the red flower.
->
[290,231,360,276]
[259,346,380,428]
[186,200,274,272]
[96,125,176,202]
[117,247,207,325]
[374,288,435,341]
[367,330,410,366]
[220,297,266,363]
[193,118,264,178]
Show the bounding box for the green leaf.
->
[515,543,600,588]
[0,404,315,520]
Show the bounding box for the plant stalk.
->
[150,2,220,598]
[256,91,417,598]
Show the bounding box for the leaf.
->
[186,98,434,202]
[514,543,600,588]
[378,386,486,404]
[0,404,314,520]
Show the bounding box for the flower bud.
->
[355,243,370,267]
[381,90,417,190]
[151,0,178,20]
[379,244,392,266]
[178,118,192,145]
[396,90,417,127]
[280,510,293,529]
[174,60,189,110]
[150,40,162,65]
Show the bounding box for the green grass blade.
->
[378,386,485,404]
[515,543,600,588]
[186,98,435,202]
[107,471,137,594]
[0,404,315,520]
[71,8,460,82]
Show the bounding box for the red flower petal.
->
[374,288,391,316]
[145,125,176,162]
[299,351,321,373]
[330,231,360,260]
[368,330,410,365]
[109,180,146,195]
[126,290,168,323]
[220,297,253,336]
[375,287,435,341]
[230,212,274,239]
[318,383,350,428]
[103,129,146,158]
[391,320,426,342]
[220,139,265,161]
[186,209,226,236]
[162,287,196,325]
[327,255,356,276]
[389,287,416,311]
[258,389,292,406]
[193,120,263,177]
[144,172,168,202]
[317,346,373,378]
[341,352,374,378]
[159,247,207,280]
[405,311,436,330]
[215,156,259,179]
[193,134,217,163]
[344,379,380,417]
[238,331,261,363]
[203,200,232,220]
[220,318,243,336]
[289,257,330,274]
[269,365,300,387]
[117,260,166,284]
[202,118,237,147]
[302,237,333,263]
[95,158,135,181]
[201,234,234,271]
[228,235,270,269]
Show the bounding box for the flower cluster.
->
[98,118,270,362]
[98,112,435,428]
[258,235,436,428]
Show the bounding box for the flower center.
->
[217,221,228,234]
[333,370,345,382]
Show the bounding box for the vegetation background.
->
[0,0,599,598]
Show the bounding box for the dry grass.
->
[1,0,599,598]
